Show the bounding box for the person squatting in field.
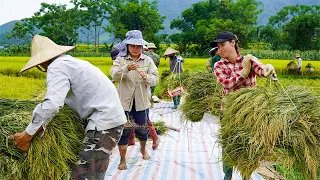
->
[110,30,159,170]
[9,35,127,180]
[211,31,277,180]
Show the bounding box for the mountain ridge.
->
[0,0,319,44]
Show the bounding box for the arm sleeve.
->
[110,57,129,81]
[251,56,266,77]
[25,63,70,136]
[144,58,159,86]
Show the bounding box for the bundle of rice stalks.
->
[152,120,168,135]
[181,72,223,122]
[220,86,320,179]
[287,61,298,74]
[162,71,189,91]
[154,70,189,99]
[305,63,315,75]
[0,99,85,180]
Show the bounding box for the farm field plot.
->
[0,75,45,100]
[1,56,320,75]
[1,56,320,100]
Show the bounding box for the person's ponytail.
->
[233,34,239,54]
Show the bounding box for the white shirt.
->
[297,57,302,68]
[25,55,127,135]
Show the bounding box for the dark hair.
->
[229,34,239,54]
[209,48,218,57]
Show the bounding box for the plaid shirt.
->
[214,54,265,95]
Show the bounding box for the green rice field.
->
[1,56,320,100]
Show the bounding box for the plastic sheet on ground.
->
[104,101,264,180]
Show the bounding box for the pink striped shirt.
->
[214,54,265,95]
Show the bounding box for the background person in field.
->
[144,42,161,103]
[144,42,160,67]
[164,47,184,109]
[9,35,127,180]
[206,47,221,73]
[296,53,302,75]
[110,30,159,170]
[211,31,276,180]
[110,47,120,61]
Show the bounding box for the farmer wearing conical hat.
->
[8,35,127,180]
[110,30,159,170]
[210,31,277,180]
[163,47,184,109]
[296,53,302,75]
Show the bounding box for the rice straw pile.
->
[0,99,85,180]
[181,72,223,122]
[220,86,320,179]
[154,71,189,100]
[152,120,169,135]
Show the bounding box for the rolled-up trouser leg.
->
[72,125,123,180]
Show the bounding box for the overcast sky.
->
[1,0,73,25]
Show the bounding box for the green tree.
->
[268,5,320,50]
[7,3,83,46]
[170,0,262,53]
[71,0,111,49]
[106,0,165,45]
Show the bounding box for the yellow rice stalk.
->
[220,86,320,179]
[0,99,85,180]
[181,72,222,122]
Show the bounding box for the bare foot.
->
[141,150,151,160]
[139,141,150,160]
[118,161,127,170]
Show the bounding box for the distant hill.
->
[0,0,319,44]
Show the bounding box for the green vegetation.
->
[0,75,45,100]
[170,0,262,53]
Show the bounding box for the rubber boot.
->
[128,130,135,146]
[172,96,178,109]
[148,121,159,149]
[177,95,181,106]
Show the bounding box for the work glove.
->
[263,64,277,80]
[240,54,252,78]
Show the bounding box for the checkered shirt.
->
[214,54,265,95]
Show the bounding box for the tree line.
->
[6,0,320,54]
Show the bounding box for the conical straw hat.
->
[21,35,75,72]
[163,47,178,56]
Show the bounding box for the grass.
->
[1,56,320,100]
[0,75,46,100]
